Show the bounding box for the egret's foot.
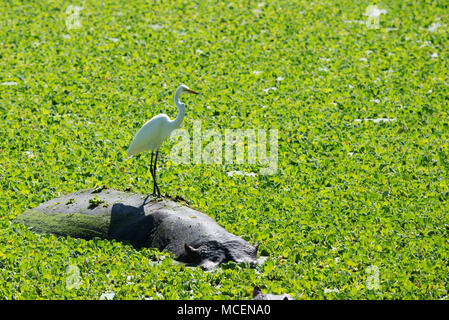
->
[152,186,158,197]
[150,191,162,198]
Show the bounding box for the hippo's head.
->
[252,286,295,300]
[182,240,259,270]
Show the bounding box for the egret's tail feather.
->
[127,146,135,158]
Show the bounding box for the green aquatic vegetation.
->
[1,0,449,299]
[88,195,105,209]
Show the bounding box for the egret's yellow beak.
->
[186,88,199,94]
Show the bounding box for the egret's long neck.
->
[170,87,186,129]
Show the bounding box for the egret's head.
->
[179,84,199,95]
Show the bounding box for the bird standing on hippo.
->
[12,84,295,299]
[127,84,198,197]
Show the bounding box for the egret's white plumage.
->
[127,84,198,196]
[127,114,174,156]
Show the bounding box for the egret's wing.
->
[127,117,162,157]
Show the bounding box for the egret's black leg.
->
[149,151,156,196]
[153,150,162,197]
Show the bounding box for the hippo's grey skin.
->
[252,286,294,300]
[14,188,259,270]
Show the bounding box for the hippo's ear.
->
[184,243,199,259]
[253,285,263,298]
[253,242,260,255]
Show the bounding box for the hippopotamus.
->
[252,286,295,300]
[13,188,259,270]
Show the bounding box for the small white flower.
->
[100,291,115,300]
[150,24,164,30]
[324,288,340,294]
[354,118,396,123]
[262,87,277,93]
[428,22,442,32]
[227,171,257,177]
[420,40,431,48]
[25,151,35,158]
[105,37,119,42]
[126,275,135,285]
[318,67,329,72]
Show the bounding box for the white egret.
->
[127,84,199,197]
